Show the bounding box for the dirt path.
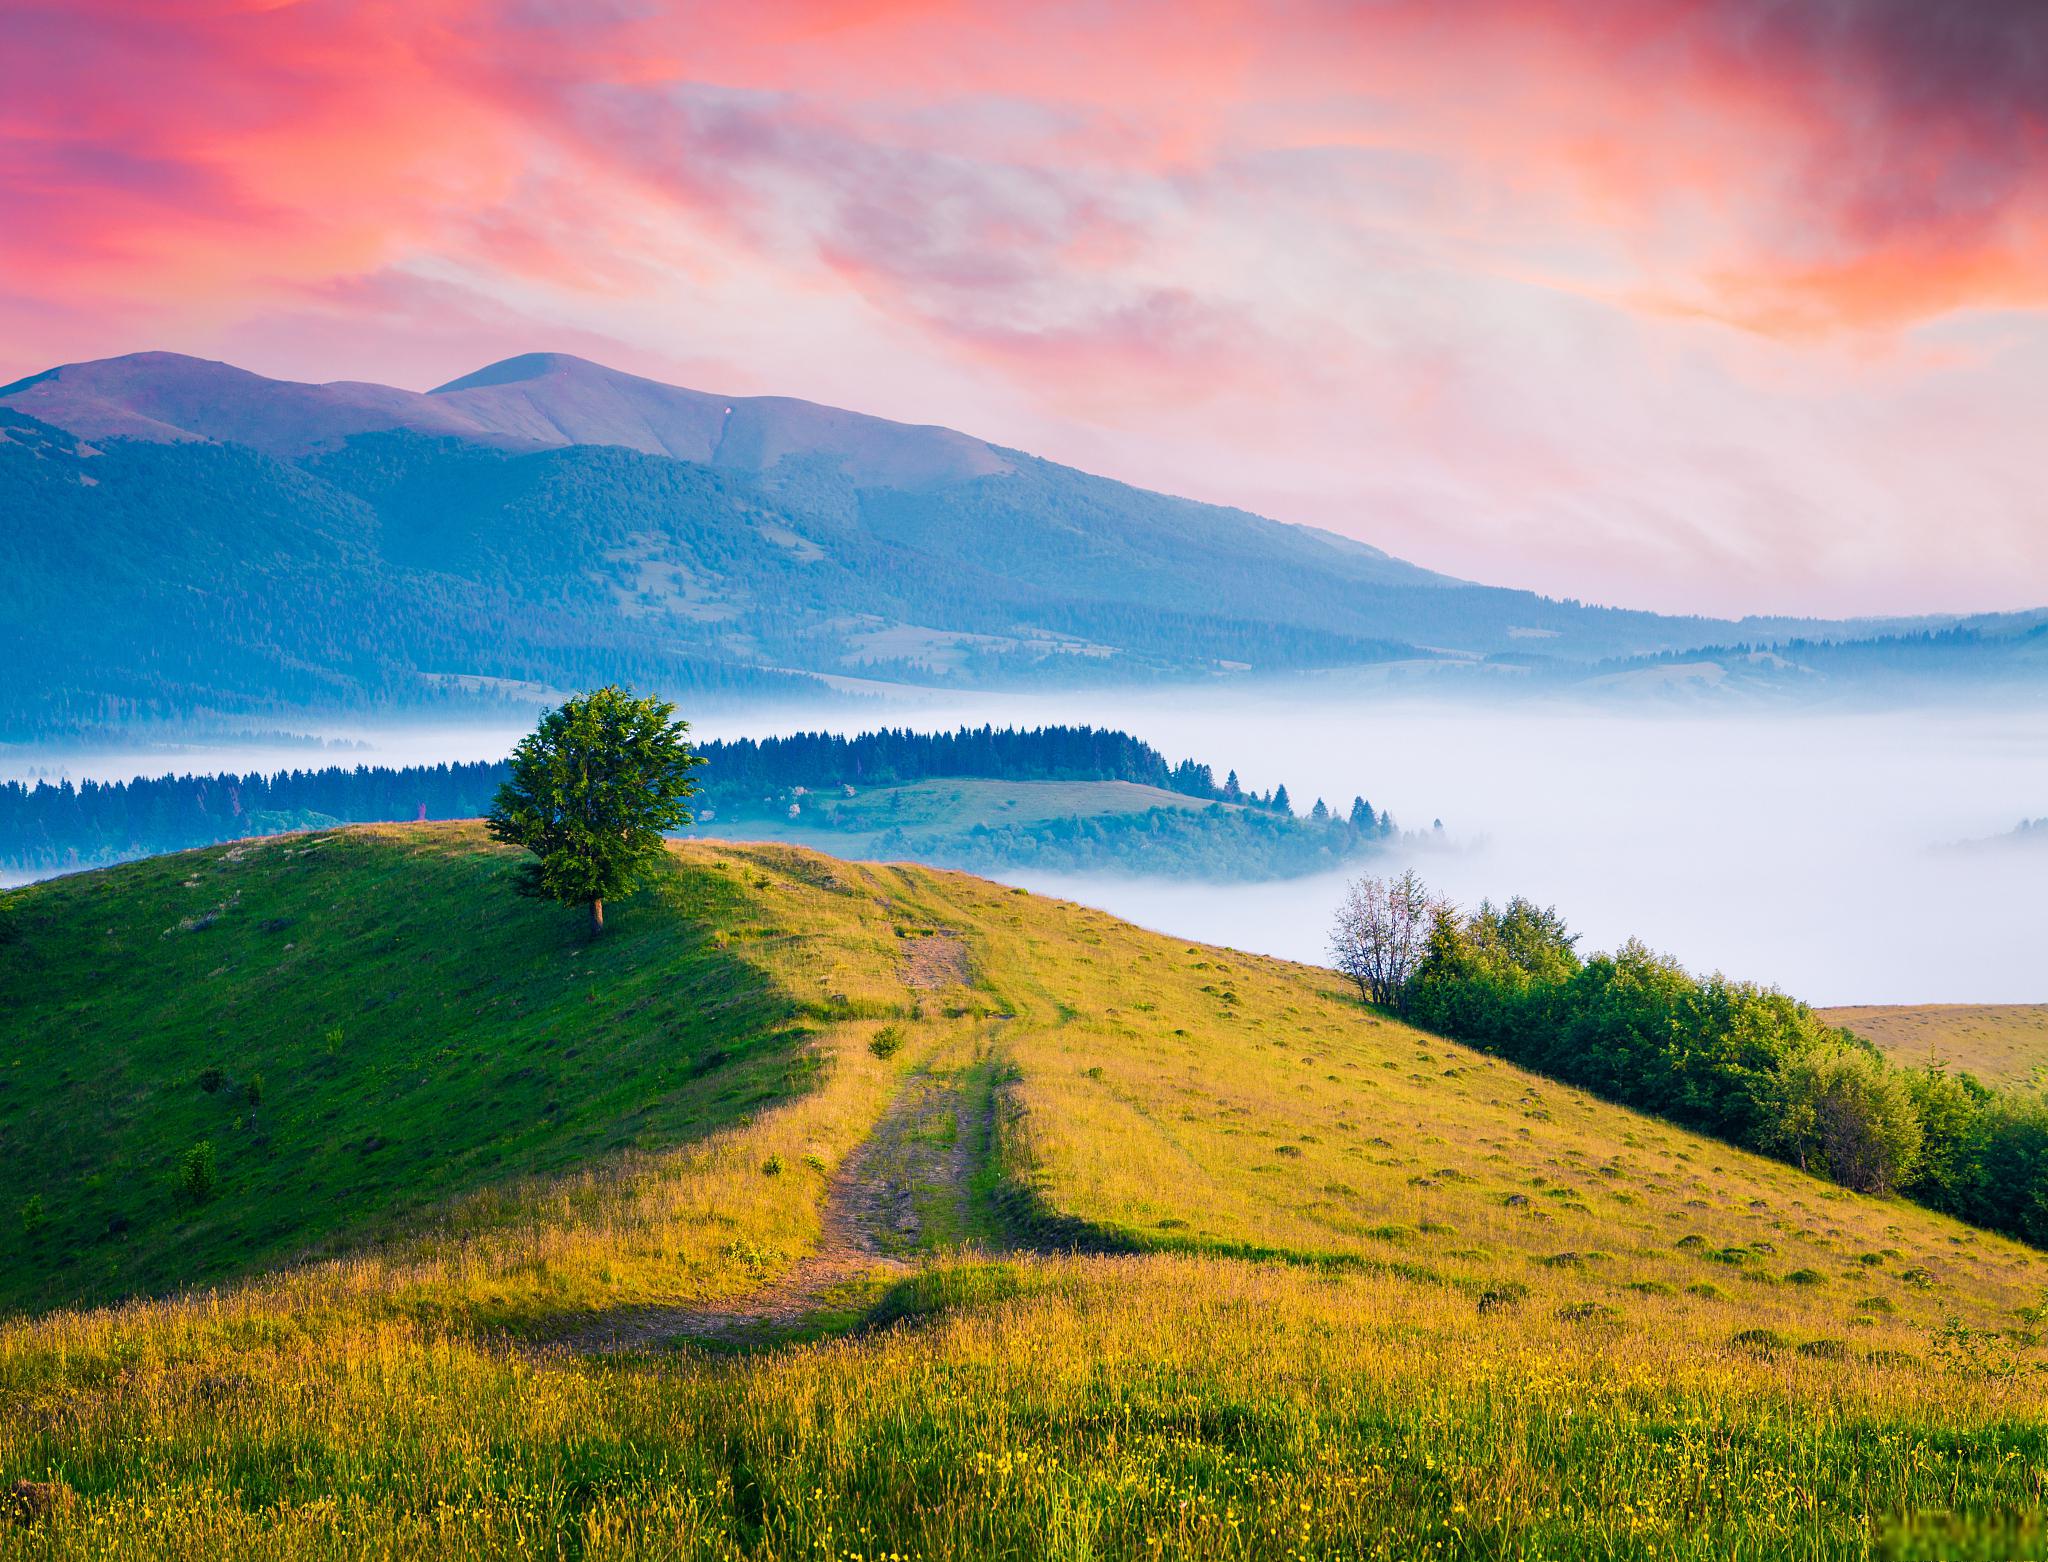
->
[558,1054,998,1354]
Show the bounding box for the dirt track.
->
[557,1053,996,1353]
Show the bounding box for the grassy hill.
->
[2,826,2045,1556]
[693,776,1381,878]
[1828,1004,2048,1094]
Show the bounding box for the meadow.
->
[1,824,2044,1558]
[1827,1006,2048,1095]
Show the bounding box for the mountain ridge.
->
[6,348,2029,742]
[4,350,1021,492]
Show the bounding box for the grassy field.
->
[1,824,2045,1558]
[695,776,1218,846]
[1826,1005,2048,1094]
[690,775,1375,880]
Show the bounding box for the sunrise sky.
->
[6,0,2046,618]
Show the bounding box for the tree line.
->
[1332,872,2048,1249]
[0,725,1393,873]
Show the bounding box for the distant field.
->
[2,827,2045,1557]
[1826,1004,2048,1092]
[695,775,1377,879]
[699,776,1217,842]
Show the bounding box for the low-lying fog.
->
[7,692,2042,1006]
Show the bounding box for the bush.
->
[760,1154,783,1177]
[1389,878,2048,1249]
[243,1074,264,1107]
[1774,1047,1923,1195]
[179,1141,219,1204]
[19,1195,45,1238]
[868,1025,904,1060]
[197,1066,226,1094]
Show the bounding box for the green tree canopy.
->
[487,686,705,934]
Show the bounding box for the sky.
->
[5,0,2047,619]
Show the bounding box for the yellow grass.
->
[1826,1003,2048,1094]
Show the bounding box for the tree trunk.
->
[589,897,605,936]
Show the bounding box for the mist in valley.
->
[7,690,2041,1006]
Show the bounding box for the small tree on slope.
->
[488,686,705,935]
[1329,868,1438,1012]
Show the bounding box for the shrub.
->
[177,1146,219,1203]
[198,1066,226,1094]
[19,1195,45,1238]
[1476,1282,1528,1314]
[179,1142,219,1204]
[243,1074,264,1107]
[761,1155,783,1177]
[867,1025,904,1060]
[1773,1046,1924,1195]
[1785,1267,1827,1286]
[1798,1338,1848,1360]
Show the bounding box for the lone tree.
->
[488,686,705,935]
[1329,868,1438,1011]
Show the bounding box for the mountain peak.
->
[0,349,1012,487]
[427,352,615,395]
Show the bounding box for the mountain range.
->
[3,351,2040,740]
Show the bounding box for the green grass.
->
[0,827,810,1311]
[1826,1004,2048,1094]
[694,776,1374,879]
[1,824,2046,1558]
[716,776,1220,839]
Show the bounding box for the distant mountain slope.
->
[0,350,1937,740]
[1582,617,2048,700]
[2,350,1016,488]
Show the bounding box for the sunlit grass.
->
[1826,1003,2048,1095]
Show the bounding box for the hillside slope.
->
[1,827,2044,1555]
[1829,1004,2048,1094]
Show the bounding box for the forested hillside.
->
[0,725,1393,880]
[2,353,1895,742]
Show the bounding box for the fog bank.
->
[5,691,2041,1005]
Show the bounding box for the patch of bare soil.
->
[899,933,970,990]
